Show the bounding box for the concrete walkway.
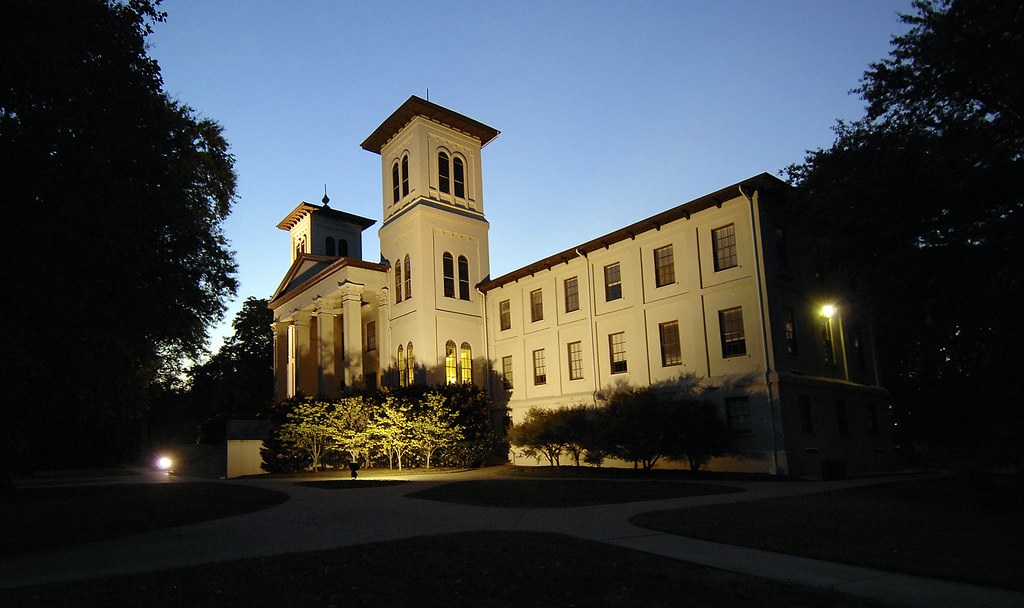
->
[2,468,1021,608]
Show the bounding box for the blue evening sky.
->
[148,0,912,351]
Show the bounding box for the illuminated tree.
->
[275,399,339,471]
[413,393,466,469]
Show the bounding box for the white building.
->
[269,97,894,476]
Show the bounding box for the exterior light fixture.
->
[156,456,173,471]
[820,304,836,318]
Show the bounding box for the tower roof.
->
[276,201,376,231]
[360,96,500,154]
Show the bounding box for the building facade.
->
[269,97,894,476]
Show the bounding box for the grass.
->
[631,474,1024,591]
[407,479,743,508]
[0,531,889,608]
[1,482,289,557]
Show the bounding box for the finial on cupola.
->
[322,185,330,207]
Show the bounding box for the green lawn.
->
[407,478,743,507]
[0,531,889,608]
[631,474,1023,591]
[1,482,288,557]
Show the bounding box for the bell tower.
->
[361,96,499,386]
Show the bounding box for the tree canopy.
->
[785,0,1024,462]
[1,0,238,473]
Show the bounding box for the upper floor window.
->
[659,321,681,367]
[460,342,472,383]
[339,239,349,257]
[325,237,336,257]
[654,245,675,287]
[395,259,403,303]
[453,157,465,198]
[530,289,543,322]
[609,331,627,374]
[774,224,790,272]
[458,255,470,300]
[719,307,746,357]
[532,349,547,385]
[564,276,579,313]
[604,263,622,301]
[499,299,511,331]
[404,255,412,299]
[438,151,450,194]
[712,224,738,271]
[502,355,513,389]
[443,252,456,298]
[366,321,376,352]
[401,155,409,197]
[438,151,466,198]
[783,307,798,356]
[392,154,410,204]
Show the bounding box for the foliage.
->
[274,399,339,471]
[413,393,465,468]
[368,397,417,470]
[509,385,733,471]
[331,396,373,463]
[0,0,238,474]
[784,0,1024,462]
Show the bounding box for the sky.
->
[147,0,914,352]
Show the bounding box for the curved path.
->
[2,467,1021,608]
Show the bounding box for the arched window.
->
[392,161,400,204]
[460,342,472,383]
[325,236,336,257]
[339,239,349,257]
[395,260,403,302]
[401,154,409,197]
[458,255,470,300]
[438,151,450,194]
[397,345,406,386]
[442,252,455,298]
[445,340,458,384]
[404,255,412,298]
[453,157,465,198]
[406,342,414,385]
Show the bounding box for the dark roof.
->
[277,202,377,231]
[479,173,788,292]
[360,96,500,154]
[269,254,388,310]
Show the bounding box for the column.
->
[314,298,342,398]
[293,312,318,396]
[272,321,290,401]
[340,282,365,390]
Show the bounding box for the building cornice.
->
[277,202,377,232]
[360,96,500,155]
[269,255,388,310]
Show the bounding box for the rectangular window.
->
[532,349,546,385]
[567,341,584,380]
[799,395,813,433]
[499,299,511,331]
[442,254,455,298]
[654,245,675,287]
[783,307,798,356]
[659,321,682,366]
[366,321,376,352]
[712,224,738,271]
[564,277,580,313]
[822,317,835,364]
[530,289,544,322]
[502,355,513,389]
[604,263,622,301]
[609,332,627,374]
[726,396,752,433]
[719,307,746,358]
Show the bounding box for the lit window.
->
[458,255,470,300]
[654,245,675,287]
[564,276,579,313]
[530,289,543,322]
[784,307,798,355]
[460,342,472,383]
[438,151,450,194]
[453,157,465,198]
[532,349,546,385]
[567,341,583,380]
[712,224,738,271]
[502,355,513,389]
[443,252,455,298]
[404,255,412,299]
[719,307,746,358]
[726,396,752,433]
[604,263,622,301]
[499,299,511,331]
[609,332,627,374]
[397,345,406,386]
[406,342,414,385]
[445,341,458,384]
[659,321,681,366]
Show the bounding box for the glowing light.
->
[157,456,173,470]
[821,304,836,318]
